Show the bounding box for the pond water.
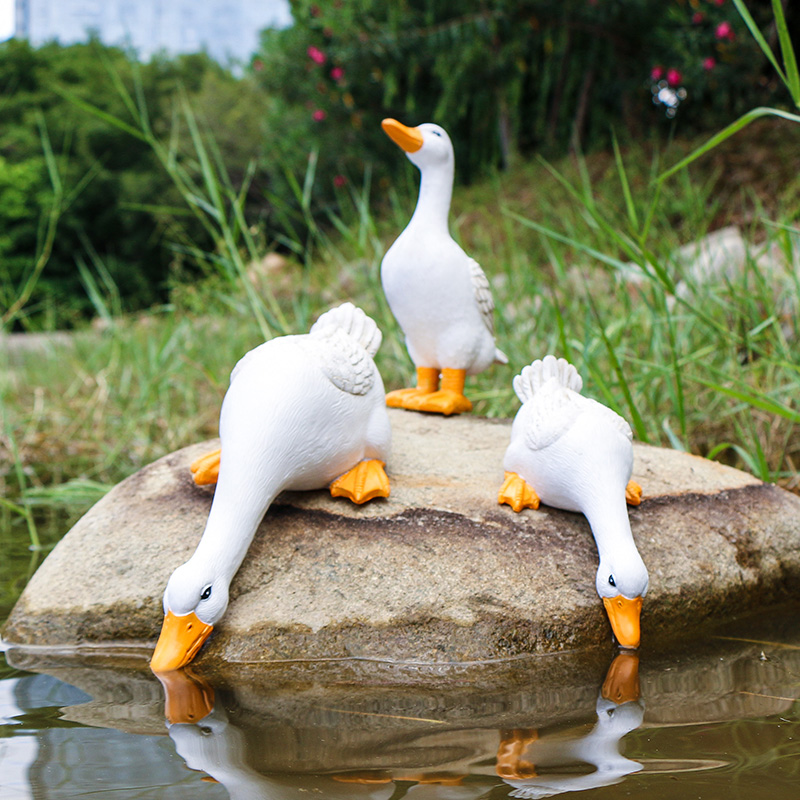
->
[2,513,800,799]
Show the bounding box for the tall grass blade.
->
[612,132,639,231]
[690,376,800,423]
[1,421,41,550]
[771,0,800,105]
[1,113,65,329]
[732,0,788,88]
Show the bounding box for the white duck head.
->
[595,550,649,650]
[151,557,231,672]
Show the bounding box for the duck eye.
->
[200,586,212,601]
[431,130,442,137]
[608,575,616,587]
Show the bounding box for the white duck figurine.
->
[498,355,647,649]
[150,303,392,672]
[380,118,507,415]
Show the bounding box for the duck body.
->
[499,356,647,649]
[382,223,499,375]
[151,303,391,672]
[380,119,506,415]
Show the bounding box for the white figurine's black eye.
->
[200,586,212,601]
[431,130,442,137]
[608,575,616,587]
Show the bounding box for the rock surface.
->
[5,409,800,670]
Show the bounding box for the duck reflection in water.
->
[497,653,643,798]
[155,653,643,800]
[157,669,398,800]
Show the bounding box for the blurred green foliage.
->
[0,38,268,329]
[1,1,796,329]
[254,0,792,190]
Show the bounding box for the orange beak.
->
[382,118,424,153]
[601,652,640,704]
[154,668,215,724]
[150,610,213,672]
[602,595,643,649]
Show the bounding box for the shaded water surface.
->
[2,514,800,798]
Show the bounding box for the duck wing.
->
[300,327,376,396]
[584,395,634,441]
[524,384,585,450]
[525,389,633,451]
[468,258,497,336]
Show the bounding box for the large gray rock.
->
[4,409,800,670]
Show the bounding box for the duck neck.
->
[584,497,637,563]
[408,162,453,234]
[192,477,284,584]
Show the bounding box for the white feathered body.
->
[503,374,634,517]
[382,230,501,374]
[213,310,389,516]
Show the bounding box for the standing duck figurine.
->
[150,303,391,672]
[380,118,507,415]
[498,356,647,649]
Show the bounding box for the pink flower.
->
[715,21,735,40]
[312,109,327,122]
[692,11,704,23]
[252,58,264,72]
[333,175,346,187]
[703,57,716,71]
[650,65,664,81]
[713,0,725,6]
[307,46,326,64]
[666,68,682,87]
[330,66,344,81]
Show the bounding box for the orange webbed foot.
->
[190,448,221,486]
[498,471,540,512]
[625,479,642,506]
[330,459,390,504]
[386,387,433,408]
[496,728,539,779]
[407,389,473,415]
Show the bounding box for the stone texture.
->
[4,409,800,670]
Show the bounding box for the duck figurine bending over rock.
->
[150,303,391,672]
[498,355,647,649]
[380,118,507,415]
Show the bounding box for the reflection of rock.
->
[5,409,800,671]
[9,628,800,785]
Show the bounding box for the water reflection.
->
[4,626,800,799]
[149,654,644,799]
[498,654,644,797]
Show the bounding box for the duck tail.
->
[513,354,582,403]
[311,302,382,357]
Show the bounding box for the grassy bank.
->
[2,121,800,532]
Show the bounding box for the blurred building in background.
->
[13,0,291,63]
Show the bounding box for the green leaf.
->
[658,107,800,182]
[772,0,800,105]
